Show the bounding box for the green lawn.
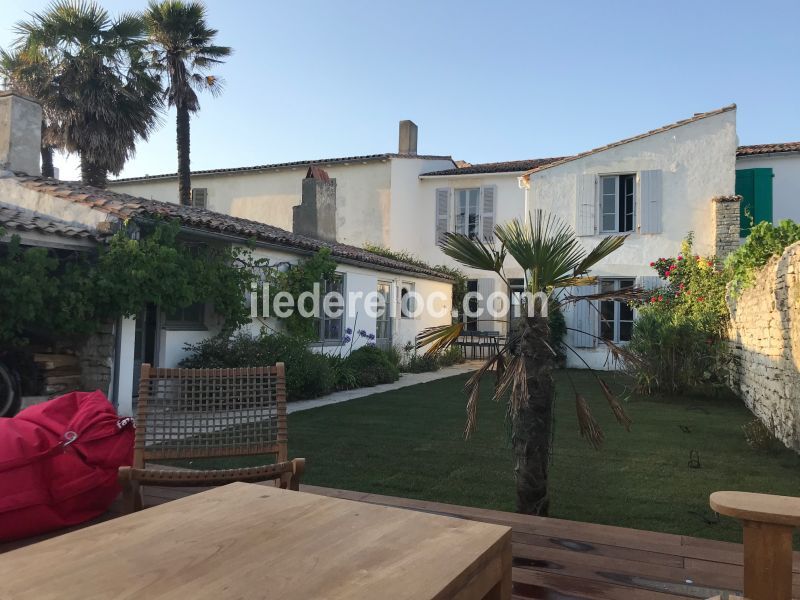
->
[170,370,800,544]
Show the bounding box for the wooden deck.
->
[3,483,799,599]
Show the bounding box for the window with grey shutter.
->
[435,188,451,244]
[191,188,208,209]
[572,284,598,347]
[481,185,496,241]
[575,174,597,236]
[638,170,662,234]
[636,275,662,290]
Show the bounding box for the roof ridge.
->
[111,153,455,183]
[520,104,737,178]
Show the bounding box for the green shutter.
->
[736,168,773,236]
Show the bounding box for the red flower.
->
[677,255,683,261]
[650,297,657,303]
[697,296,704,302]
[658,296,663,301]
[707,261,713,267]
[649,261,655,267]
[679,283,685,289]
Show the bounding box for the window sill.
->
[163,323,208,332]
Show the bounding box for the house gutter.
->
[419,171,528,179]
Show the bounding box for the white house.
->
[0,93,453,415]
[736,142,800,229]
[109,105,742,369]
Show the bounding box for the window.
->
[376,281,392,344]
[600,175,635,233]
[191,188,208,209]
[319,273,344,342]
[455,188,481,238]
[599,279,634,343]
[509,278,525,320]
[164,302,205,330]
[400,282,416,318]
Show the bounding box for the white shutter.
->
[435,188,451,244]
[575,174,597,236]
[639,170,662,234]
[477,278,495,330]
[481,185,496,242]
[636,275,662,290]
[572,284,598,348]
[191,188,208,209]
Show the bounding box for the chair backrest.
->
[133,363,288,468]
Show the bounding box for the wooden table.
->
[0,482,512,599]
[711,490,800,600]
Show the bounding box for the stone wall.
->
[78,320,115,395]
[727,240,800,451]
[712,195,741,259]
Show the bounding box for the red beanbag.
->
[0,390,134,541]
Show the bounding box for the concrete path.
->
[287,360,481,414]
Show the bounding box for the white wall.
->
[736,153,800,224]
[110,157,453,249]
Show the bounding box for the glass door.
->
[376,281,392,350]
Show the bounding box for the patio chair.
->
[118,363,305,513]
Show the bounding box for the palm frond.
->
[415,322,463,356]
[598,377,632,430]
[439,232,506,276]
[464,352,504,438]
[576,394,604,450]
[573,234,628,276]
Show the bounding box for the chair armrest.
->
[710,491,800,527]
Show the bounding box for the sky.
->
[1,0,799,181]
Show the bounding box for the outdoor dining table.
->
[0,482,512,599]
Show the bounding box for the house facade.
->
[0,93,452,415]
[736,142,800,232]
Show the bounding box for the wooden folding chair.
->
[118,362,305,513]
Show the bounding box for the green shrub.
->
[180,330,335,400]
[437,345,465,367]
[726,219,800,294]
[344,345,400,387]
[627,234,731,394]
[404,353,440,373]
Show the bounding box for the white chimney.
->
[0,91,42,176]
[398,120,418,155]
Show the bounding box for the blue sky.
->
[1,0,799,180]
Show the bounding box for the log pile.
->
[33,353,81,396]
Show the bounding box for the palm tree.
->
[144,1,231,205]
[418,211,640,515]
[0,47,58,178]
[11,0,162,187]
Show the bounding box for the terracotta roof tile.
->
[0,203,101,241]
[421,157,567,177]
[737,142,800,156]
[10,175,453,281]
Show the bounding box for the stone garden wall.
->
[727,240,800,451]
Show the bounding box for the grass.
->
[166,369,800,544]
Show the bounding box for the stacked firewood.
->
[33,353,81,396]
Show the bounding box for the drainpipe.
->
[518,175,531,228]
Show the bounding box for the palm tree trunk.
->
[40,145,54,179]
[80,157,107,188]
[513,314,555,515]
[177,105,191,206]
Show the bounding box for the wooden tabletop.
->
[0,482,511,600]
[710,491,800,527]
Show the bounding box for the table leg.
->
[483,536,512,599]
[742,519,794,600]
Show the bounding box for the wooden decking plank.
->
[512,567,695,600]
[513,544,738,598]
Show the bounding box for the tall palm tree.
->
[0,47,58,178]
[418,211,640,515]
[144,1,231,205]
[11,0,162,187]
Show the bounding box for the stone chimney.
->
[398,120,418,155]
[711,195,742,259]
[0,91,42,176]
[293,166,337,242]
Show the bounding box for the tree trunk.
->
[40,121,54,178]
[177,105,191,206]
[513,314,555,516]
[80,157,108,188]
[40,145,54,179]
